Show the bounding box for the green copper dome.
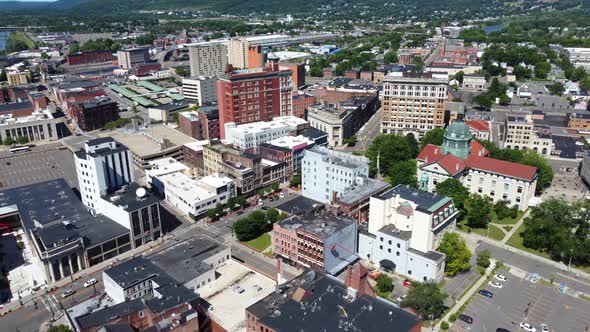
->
[441,120,472,160]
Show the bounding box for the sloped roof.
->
[465,155,537,181]
[431,153,467,176]
[464,120,490,132]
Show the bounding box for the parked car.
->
[496,329,511,332]
[368,271,381,279]
[61,290,76,298]
[258,198,263,206]
[279,192,285,198]
[396,294,407,302]
[83,278,97,287]
[519,322,536,332]
[458,314,474,324]
[489,281,503,288]
[495,274,507,282]
[269,197,274,202]
[236,211,244,216]
[402,279,412,288]
[540,323,549,332]
[261,206,270,211]
[479,289,494,298]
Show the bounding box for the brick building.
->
[178,111,202,139]
[66,51,116,66]
[245,262,421,332]
[182,140,209,176]
[217,60,293,138]
[291,92,317,118]
[281,62,305,88]
[70,97,118,132]
[197,105,220,140]
[568,112,590,131]
[247,45,266,69]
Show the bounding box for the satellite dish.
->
[136,187,147,198]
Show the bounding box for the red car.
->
[403,279,412,288]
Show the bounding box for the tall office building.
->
[227,39,249,69]
[74,138,134,211]
[381,75,447,137]
[188,43,228,77]
[182,76,217,106]
[117,48,149,69]
[217,60,293,139]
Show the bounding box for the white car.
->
[540,323,549,332]
[396,294,407,302]
[258,198,263,206]
[489,281,503,288]
[84,278,97,287]
[495,274,507,282]
[279,192,285,199]
[520,322,536,332]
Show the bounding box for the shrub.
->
[375,274,393,293]
[476,266,486,275]
[476,250,491,268]
[441,321,449,330]
[449,313,458,322]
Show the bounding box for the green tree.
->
[226,196,238,210]
[365,134,414,176]
[420,128,445,149]
[375,274,393,293]
[498,94,511,105]
[454,71,465,85]
[435,179,470,214]
[233,210,269,241]
[271,182,280,192]
[494,200,518,220]
[388,160,417,187]
[411,56,425,71]
[401,281,447,319]
[579,76,590,92]
[235,195,247,208]
[473,94,492,110]
[346,135,357,147]
[549,82,565,96]
[175,66,188,77]
[257,189,266,197]
[47,325,73,332]
[3,137,15,146]
[465,194,492,228]
[476,249,491,268]
[405,133,419,158]
[534,62,551,79]
[290,172,301,187]
[309,66,322,77]
[15,136,29,145]
[0,69,6,82]
[206,203,225,222]
[266,208,281,223]
[41,52,49,59]
[520,150,553,194]
[383,51,397,64]
[438,232,472,276]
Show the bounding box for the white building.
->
[462,75,486,90]
[188,43,228,77]
[301,146,369,204]
[517,84,532,98]
[158,172,236,219]
[224,115,308,150]
[358,185,456,282]
[0,108,58,143]
[416,121,538,210]
[564,47,590,70]
[74,137,134,211]
[145,157,190,195]
[182,76,218,106]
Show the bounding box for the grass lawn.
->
[492,210,525,225]
[503,225,513,232]
[470,224,505,241]
[506,223,551,260]
[8,32,36,49]
[244,233,271,252]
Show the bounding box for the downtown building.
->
[224,115,308,150]
[182,76,217,106]
[381,75,448,137]
[188,43,228,77]
[358,185,456,282]
[117,47,149,69]
[217,60,293,139]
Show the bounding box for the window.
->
[517,186,523,193]
[379,245,383,250]
[423,276,427,281]
[388,248,391,253]
[504,183,509,191]
[408,270,412,275]
[396,251,400,256]
[388,240,392,245]
[139,311,144,318]
[397,243,400,248]
[380,237,383,242]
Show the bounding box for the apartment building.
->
[227,38,249,69]
[182,76,217,106]
[504,114,553,156]
[188,43,228,77]
[568,112,590,131]
[69,96,118,132]
[7,70,30,86]
[381,75,447,137]
[217,60,293,139]
[301,146,369,204]
[462,75,486,90]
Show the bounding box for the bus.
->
[8,146,31,154]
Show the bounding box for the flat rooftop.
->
[227,116,307,135]
[102,182,161,212]
[337,177,391,204]
[158,172,232,202]
[247,272,421,332]
[103,125,195,158]
[183,140,210,152]
[146,157,190,177]
[197,260,275,332]
[277,213,355,239]
[377,185,451,214]
[0,108,54,126]
[0,179,128,250]
[275,195,324,215]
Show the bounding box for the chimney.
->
[344,262,375,299]
[456,163,459,171]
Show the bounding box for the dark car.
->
[236,211,244,216]
[496,328,511,332]
[261,206,270,211]
[458,314,473,324]
[479,289,494,298]
[269,197,274,202]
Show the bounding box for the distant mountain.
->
[2,0,93,11]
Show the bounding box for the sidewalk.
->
[500,209,530,244]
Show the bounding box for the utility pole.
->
[568,248,573,270]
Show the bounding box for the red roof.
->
[417,141,536,180]
[465,155,537,181]
[464,120,490,132]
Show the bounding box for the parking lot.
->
[0,145,78,190]
[457,271,590,332]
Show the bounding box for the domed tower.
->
[441,120,473,160]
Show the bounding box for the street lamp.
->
[568,248,573,271]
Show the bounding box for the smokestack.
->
[276,257,282,285]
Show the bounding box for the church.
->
[416,120,538,210]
